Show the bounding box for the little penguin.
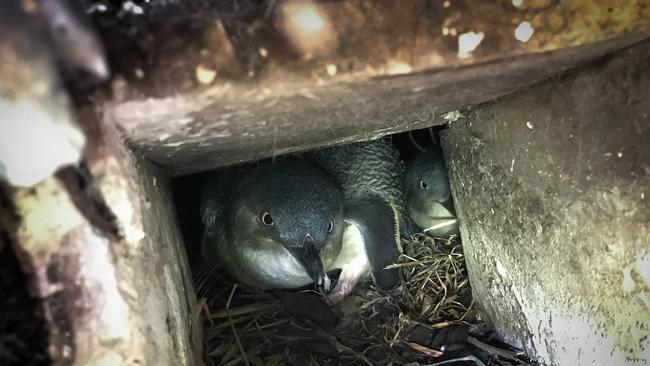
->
[200,159,344,291]
[403,149,459,238]
[306,139,405,300]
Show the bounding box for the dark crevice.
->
[0,233,51,366]
[42,256,79,364]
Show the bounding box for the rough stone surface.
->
[92,0,650,175]
[441,41,650,365]
[100,0,650,97]
[83,115,199,365]
[109,35,648,176]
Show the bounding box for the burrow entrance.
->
[171,127,526,366]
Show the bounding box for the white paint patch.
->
[326,64,337,76]
[195,65,217,85]
[496,260,508,278]
[259,47,268,58]
[515,21,534,43]
[0,99,84,187]
[122,1,143,14]
[442,27,457,36]
[442,110,463,122]
[623,266,636,292]
[518,285,632,365]
[458,31,484,58]
[83,234,129,341]
[17,179,84,244]
[636,251,650,287]
[109,180,145,244]
[512,0,523,7]
[387,62,413,75]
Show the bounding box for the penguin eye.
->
[327,221,334,233]
[419,180,428,190]
[261,212,274,226]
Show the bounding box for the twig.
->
[424,219,458,233]
[409,130,426,152]
[226,284,250,366]
[211,303,279,319]
[406,342,443,357]
[428,127,438,146]
[424,355,486,366]
[467,336,525,364]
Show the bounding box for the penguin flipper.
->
[400,213,420,240]
[200,223,219,264]
[343,196,402,290]
[199,174,230,264]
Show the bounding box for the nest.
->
[192,234,532,366]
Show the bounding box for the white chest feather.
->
[330,224,369,285]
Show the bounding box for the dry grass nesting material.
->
[391,233,475,324]
[192,233,479,366]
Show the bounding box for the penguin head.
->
[404,150,454,216]
[229,159,344,289]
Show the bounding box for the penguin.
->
[306,139,405,300]
[403,149,459,238]
[200,159,344,291]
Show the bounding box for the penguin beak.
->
[287,234,328,290]
[439,198,456,216]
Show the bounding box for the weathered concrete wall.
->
[123,153,199,366]
[442,41,650,365]
[2,115,198,365]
